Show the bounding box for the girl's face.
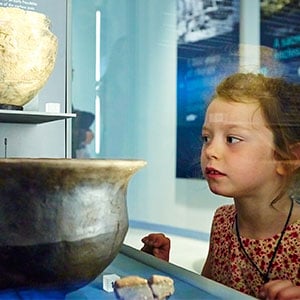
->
[201,97,284,199]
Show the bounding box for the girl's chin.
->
[208,185,233,197]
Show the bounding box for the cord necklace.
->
[235,198,294,283]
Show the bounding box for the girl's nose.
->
[202,141,219,159]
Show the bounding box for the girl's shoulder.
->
[214,204,236,218]
[289,217,300,230]
[212,204,236,229]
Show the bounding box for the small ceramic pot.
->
[0,7,58,110]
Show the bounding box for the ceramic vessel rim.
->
[0,158,147,168]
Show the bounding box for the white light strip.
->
[95,9,101,154]
[95,10,101,82]
[95,95,101,154]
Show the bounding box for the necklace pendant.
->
[263,275,269,283]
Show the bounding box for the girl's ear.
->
[290,142,300,159]
[275,143,300,176]
[276,162,286,176]
[290,142,300,170]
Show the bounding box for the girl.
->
[141,73,300,300]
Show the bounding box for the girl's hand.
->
[140,233,170,261]
[259,279,300,300]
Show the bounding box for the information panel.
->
[260,2,300,82]
[176,0,240,178]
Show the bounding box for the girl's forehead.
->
[205,98,263,124]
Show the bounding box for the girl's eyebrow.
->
[202,123,253,132]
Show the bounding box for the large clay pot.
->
[0,158,146,290]
[0,7,58,110]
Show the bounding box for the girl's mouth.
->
[205,167,225,177]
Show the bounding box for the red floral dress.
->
[208,205,300,298]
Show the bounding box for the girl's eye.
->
[226,136,241,144]
[202,135,210,143]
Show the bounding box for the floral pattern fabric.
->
[209,205,300,298]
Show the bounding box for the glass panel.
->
[71,0,136,158]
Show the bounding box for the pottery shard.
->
[148,275,175,300]
[114,276,154,300]
[114,275,175,300]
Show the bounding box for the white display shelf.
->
[0,110,76,124]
